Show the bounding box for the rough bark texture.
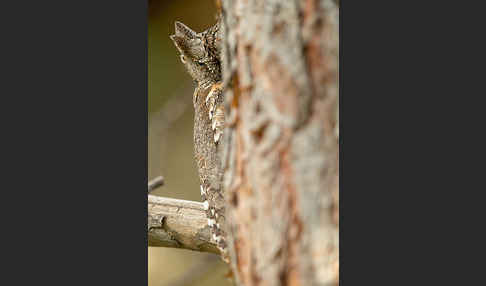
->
[220,0,339,285]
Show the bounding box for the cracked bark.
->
[148,195,219,254]
[220,0,339,285]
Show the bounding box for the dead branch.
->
[148,194,219,254]
[148,176,164,193]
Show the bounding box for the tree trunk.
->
[220,0,339,285]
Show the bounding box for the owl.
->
[170,20,228,260]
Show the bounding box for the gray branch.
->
[148,194,219,254]
[148,176,164,193]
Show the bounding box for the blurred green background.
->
[148,0,231,285]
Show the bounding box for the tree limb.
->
[148,176,164,193]
[148,194,219,254]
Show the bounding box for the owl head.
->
[170,21,221,88]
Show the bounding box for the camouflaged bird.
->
[170,20,228,261]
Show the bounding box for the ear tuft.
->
[174,21,197,39]
[170,21,205,59]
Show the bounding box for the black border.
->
[2,0,148,284]
[341,1,483,284]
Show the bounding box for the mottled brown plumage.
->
[170,20,228,261]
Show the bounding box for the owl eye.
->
[197,61,205,66]
[180,55,186,63]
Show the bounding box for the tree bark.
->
[220,0,339,285]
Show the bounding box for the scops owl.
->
[170,20,228,260]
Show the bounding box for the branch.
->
[148,176,164,193]
[148,194,219,254]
